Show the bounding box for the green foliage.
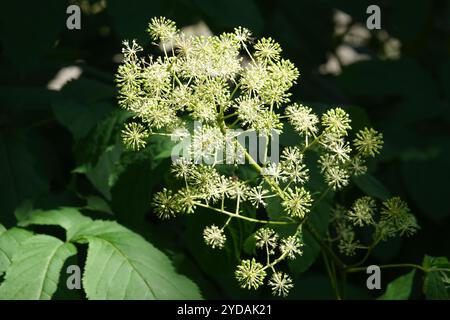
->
[0,235,76,299]
[0,0,449,300]
[379,270,415,300]
[422,256,450,300]
[0,209,201,300]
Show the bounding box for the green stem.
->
[323,251,341,299]
[194,202,294,225]
[346,263,450,273]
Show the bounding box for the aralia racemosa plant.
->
[116,17,422,297]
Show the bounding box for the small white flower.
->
[254,228,278,250]
[235,258,266,290]
[203,225,226,249]
[280,235,304,259]
[269,272,294,297]
[248,186,269,208]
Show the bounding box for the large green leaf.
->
[72,220,202,299]
[378,270,415,300]
[353,174,390,200]
[0,132,49,224]
[422,255,450,300]
[18,207,92,241]
[0,227,34,275]
[0,235,77,299]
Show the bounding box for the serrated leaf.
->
[378,270,415,300]
[422,255,450,300]
[0,235,77,300]
[18,208,92,241]
[0,228,34,275]
[72,220,202,299]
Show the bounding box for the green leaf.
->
[353,174,390,200]
[401,146,450,222]
[82,144,123,200]
[0,228,34,275]
[72,220,202,299]
[110,159,160,226]
[52,100,113,140]
[0,235,77,300]
[194,0,263,34]
[0,132,48,223]
[378,270,415,300]
[422,255,450,300]
[85,196,113,215]
[18,208,92,241]
[74,110,129,167]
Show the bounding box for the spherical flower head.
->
[347,196,376,227]
[147,16,178,42]
[235,258,266,290]
[152,188,178,219]
[235,96,261,126]
[327,140,352,163]
[254,228,278,250]
[248,186,269,208]
[171,157,193,179]
[282,187,312,218]
[251,110,283,135]
[269,272,294,297]
[262,162,285,183]
[121,39,143,62]
[280,235,304,259]
[175,188,197,214]
[324,166,350,191]
[350,156,367,176]
[234,27,253,46]
[285,103,319,138]
[281,146,303,166]
[353,127,383,157]
[121,122,149,151]
[338,231,359,256]
[254,37,282,62]
[381,197,419,237]
[280,147,309,184]
[321,107,352,136]
[203,225,226,249]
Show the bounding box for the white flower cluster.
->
[115,17,399,297]
[235,228,302,296]
[331,196,419,257]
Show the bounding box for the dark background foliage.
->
[0,0,449,299]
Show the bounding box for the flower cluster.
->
[115,17,413,297]
[234,228,302,296]
[330,196,419,257]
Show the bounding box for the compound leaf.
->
[379,270,415,300]
[73,220,202,300]
[0,235,76,299]
[0,227,34,275]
